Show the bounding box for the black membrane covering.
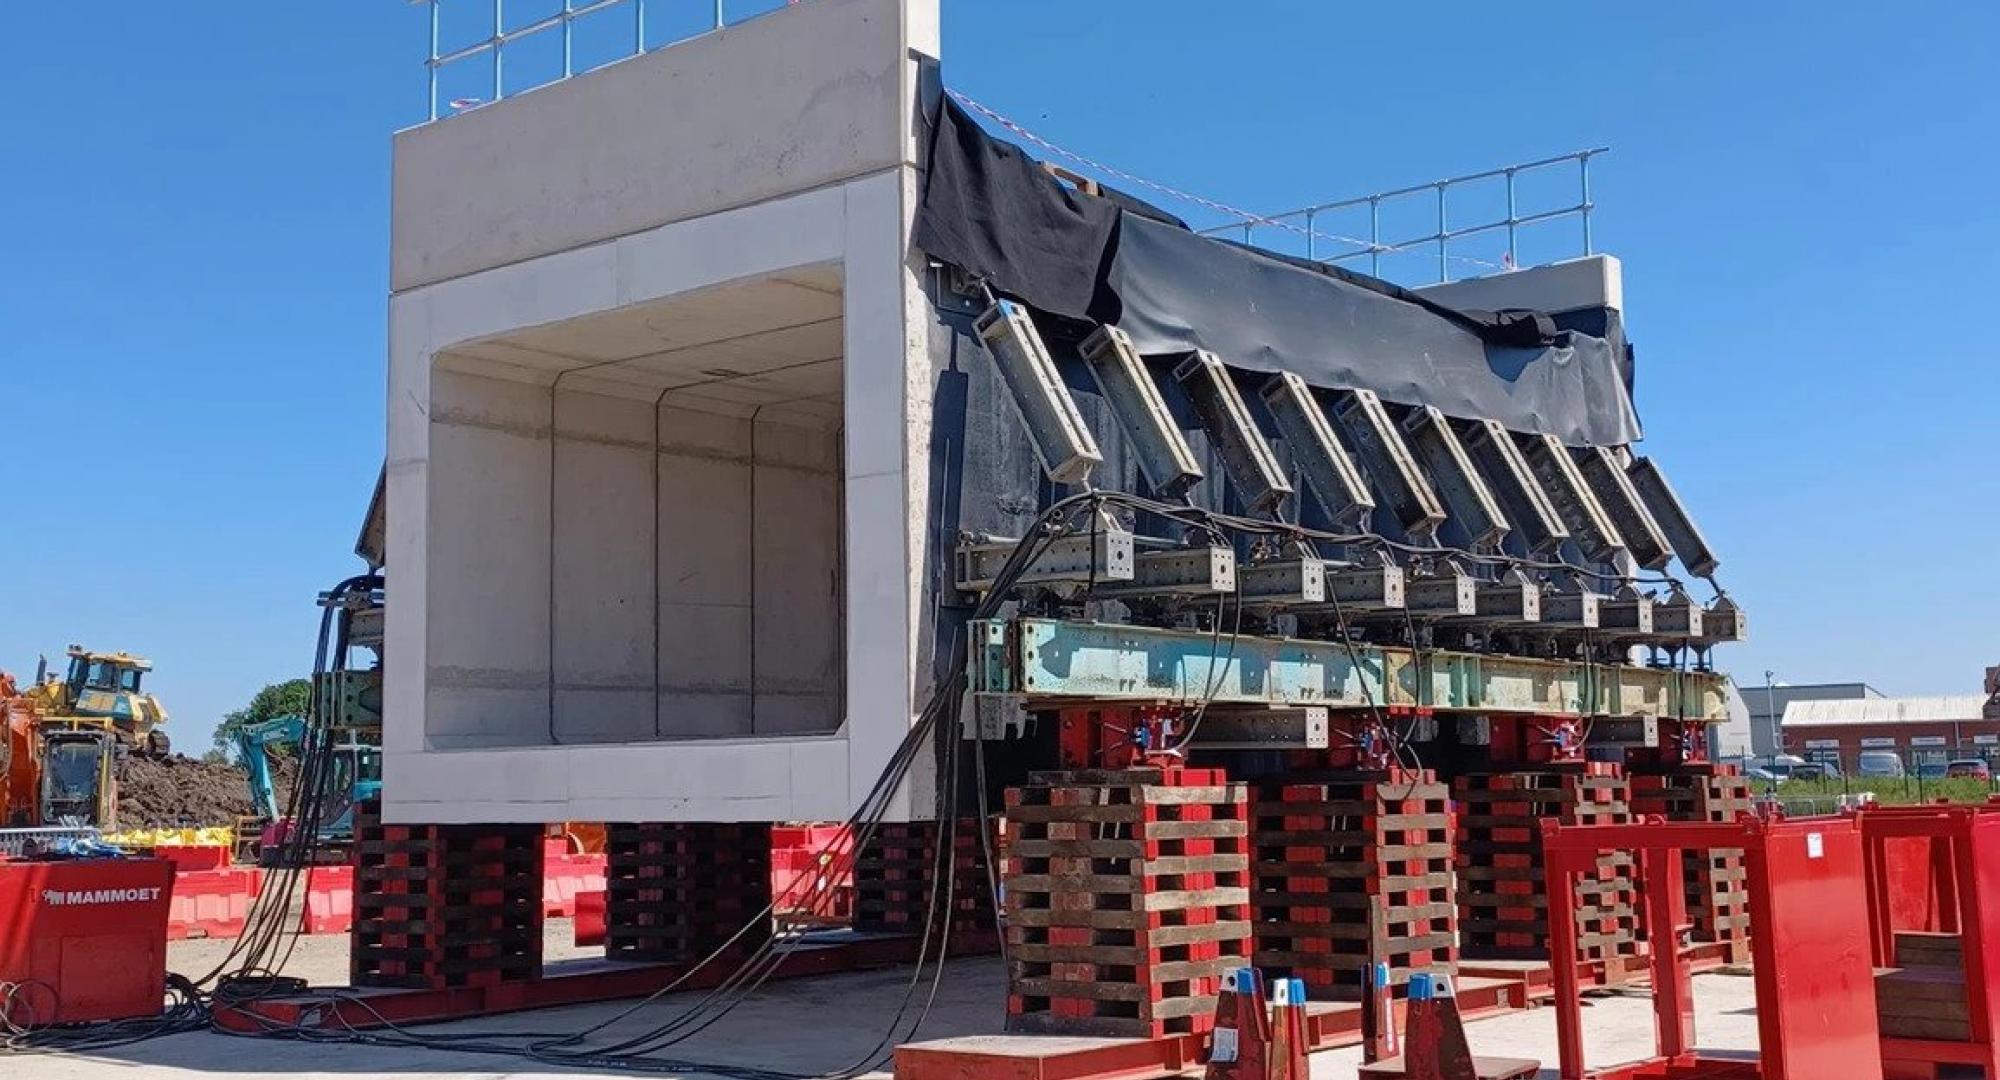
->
[914,96,1641,447]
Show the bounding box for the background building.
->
[1737,680,1881,759]
[1781,695,1997,772]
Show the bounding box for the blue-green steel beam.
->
[970,617,1727,721]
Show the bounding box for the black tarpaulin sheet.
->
[913,96,1643,447]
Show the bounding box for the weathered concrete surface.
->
[390,0,924,291]
[1416,254,1625,315]
[35,942,1759,1080]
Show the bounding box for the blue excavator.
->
[233,562,386,864]
[233,714,380,857]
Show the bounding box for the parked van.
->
[1857,750,1905,778]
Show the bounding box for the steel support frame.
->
[1540,817,1882,1080]
[1858,805,2000,1078]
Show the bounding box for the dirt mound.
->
[116,753,299,829]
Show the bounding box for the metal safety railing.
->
[413,0,797,121]
[1198,147,1607,285]
[0,825,103,857]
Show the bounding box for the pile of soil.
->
[116,753,300,829]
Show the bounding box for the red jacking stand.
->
[1204,968,1270,1080]
[1541,814,1882,1080]
[1365,960,1401,1062]
[1358,973,1538,1080]
[1269,977,1310,1080]
[1856,804,2000,1080]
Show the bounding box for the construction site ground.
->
[33,929,1760,1080]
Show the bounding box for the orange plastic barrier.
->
[302,864,354,934]
[165,866,262,940]
[771,824,854,921]
[543,853,606,918]
[155,844,232,872]
[574,889,606,947]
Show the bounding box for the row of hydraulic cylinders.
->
[961,299,1742,649]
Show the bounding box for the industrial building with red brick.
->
[1783,693,2000,774]
[4,5,1996,1080]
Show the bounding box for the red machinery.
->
[0,857,175,1025]
[1541,814,1881,1080]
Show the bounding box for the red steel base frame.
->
[1584,1057,1762,1080]
[893,977,1527,1080]
[1858,804,2000,1080]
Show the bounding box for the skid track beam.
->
[968,617,1728,720]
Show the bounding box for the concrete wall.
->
[653,403,844,740]
[422,375,844,751]
[391,0,919,291]
[1415,255,1624,315]
[384,0,941,824]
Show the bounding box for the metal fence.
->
[0,825,102,857]
[1197,148,1606,286]
[1735,743,2000,814]
[413,0,798,121]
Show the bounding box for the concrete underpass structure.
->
[384,0,942,824]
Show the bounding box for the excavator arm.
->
[231,714,307,821]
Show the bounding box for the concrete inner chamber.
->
[424,270,849,750]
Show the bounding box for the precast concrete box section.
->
[385,0,945,824]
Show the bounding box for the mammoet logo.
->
[39,886,164,906]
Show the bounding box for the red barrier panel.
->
[543,853,606,918]
[303,864,354,934]
[154,844,232,872]
[166,867,263,940]
[1879,833,1953,939]
[771,824,854,922]
[0,857,175,1025]
[575,889,606,947]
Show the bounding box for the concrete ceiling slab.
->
[451,269,847,406]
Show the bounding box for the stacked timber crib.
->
[1454,764,1642,973]
[350,799,544,989]
[852,819,1000,940]
[604,822,773,962]
[1629,765,1754,961]
[1250,769,1456,1000]
[1002,768,1251,1037]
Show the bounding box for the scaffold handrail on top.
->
[412,0,794,122]
[1199,147,1608,285]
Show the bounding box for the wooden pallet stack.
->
[1250,769,1456,1001]
[852,819,1000,938]
[350,800,544,989]
[1876,931,1973,1045]
[1630,766,1754,960]
[604,822,773,962]
[1454,765,1641,969]
[1002,767,1251,1038]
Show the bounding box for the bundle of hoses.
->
[205,501,1082,1078]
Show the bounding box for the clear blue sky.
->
[2,2,1994,749]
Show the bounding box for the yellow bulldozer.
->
[25,646,173,756]
[0,646,172,829]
